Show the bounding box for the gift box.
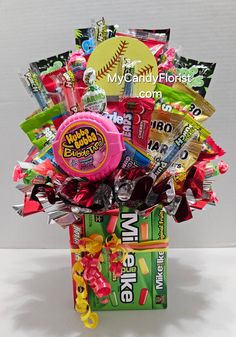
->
[69,206,168,312]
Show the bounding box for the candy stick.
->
[109,291,118,307]
[140,222,149,241]
[122,58,136,97]
[138,257,149,275]
[20,69,50,110]
[139,288,149,305]
[60,71,82,114]
[106,215,118,234]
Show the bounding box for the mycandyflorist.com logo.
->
[107,72,192,98]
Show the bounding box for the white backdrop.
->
[0,0,235,248]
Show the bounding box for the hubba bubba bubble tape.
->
[12,17,229,329]
[69,206,168,314]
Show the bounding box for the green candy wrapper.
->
[70,206,168,311]
[174,55,216,97]
[154,82,194,113]
[20,103,65,150]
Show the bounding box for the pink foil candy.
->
[109,252,123,277]
[12,165,26,182]
[199,136,225,161]
[81,256,111,301]
[218,160,229,174]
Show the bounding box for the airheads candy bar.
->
[52,112,124,181]
[104,97,154,150]
[69,206,168,311]
[174,55,216,97]
[32,144,67,175]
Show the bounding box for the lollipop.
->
[67,50,87,80]
[82,68,107,113]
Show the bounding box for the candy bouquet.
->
[13,18,228,329]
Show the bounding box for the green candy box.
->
[69,206,168,311]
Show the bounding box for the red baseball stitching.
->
[136,64,154,77]
[96,40,129,80]
[119,64,154,96]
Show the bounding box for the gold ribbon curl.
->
[71,233,169,329]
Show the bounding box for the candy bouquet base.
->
[12,18,228,329]
[70,207,168,314]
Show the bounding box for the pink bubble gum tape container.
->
[52,112,124,181]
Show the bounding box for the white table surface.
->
[0,248,235,337]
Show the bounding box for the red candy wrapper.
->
[104,97,154,150]
[22,192,44,216]
[198,136,225,161]
[40,68,66,104]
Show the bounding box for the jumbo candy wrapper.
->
[13,17,228,329]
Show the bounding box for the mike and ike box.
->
[69,206,168,311]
